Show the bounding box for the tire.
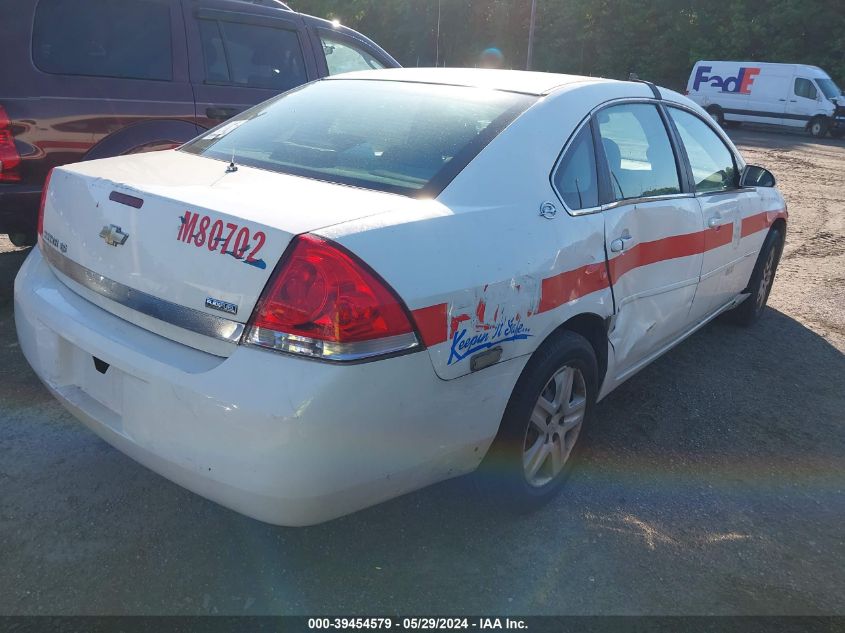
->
[706,105,725,127]
[831,129,845,140]
[808,116,829,138]
[726,227,784,326]
[8,232,35,247]
[478,330,598,512]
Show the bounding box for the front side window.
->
[181,80,535,196]
[668,108,737,193]
[596,103,681,201]
[200,20,307,90]
[33,0,172,80]
[794,78,818,100]
[552,124,599,210]
[320,35,385,75]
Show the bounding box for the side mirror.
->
[741,165,776,188]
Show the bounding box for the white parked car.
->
[15,69,787,526]
[686,60,845,138]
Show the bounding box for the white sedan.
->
[15,68,786,525]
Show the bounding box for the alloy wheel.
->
[522,365,587,487]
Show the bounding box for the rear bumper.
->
[14,247,515,525]
[0,183,40,234]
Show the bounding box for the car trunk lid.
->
[40,150,416,355]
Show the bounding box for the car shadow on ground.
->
[1,245,843,614]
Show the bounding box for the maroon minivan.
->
[0,0,398,245]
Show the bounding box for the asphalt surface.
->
[0,128,843,615]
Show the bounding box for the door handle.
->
[778,98,787,102]
[707,215,722,228]
[205,106,241,121]
[610,232,632,253]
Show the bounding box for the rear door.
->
[667,106,757,322]
[596,102,704,377]
[183,2,318,129]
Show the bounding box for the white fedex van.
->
[686,61,845,138]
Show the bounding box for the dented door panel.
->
[603,197,705,379]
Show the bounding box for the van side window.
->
[32,0,172,81]
[668,108,738,193]
[552,124,599,210]
[794,78,818,100]
[200,20,307,90]
[320,35,385,75]
[596,103,681,201]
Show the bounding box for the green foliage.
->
[291,0,845,89]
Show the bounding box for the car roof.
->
[325,68,624,96]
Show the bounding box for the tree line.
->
[292,0,845,90]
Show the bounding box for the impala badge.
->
[99,224,129,247]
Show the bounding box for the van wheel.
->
[478,331,598,512]
[706,105,725,127]
[726,227,784,326]
[808,117,829,138]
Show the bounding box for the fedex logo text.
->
[693,66,761,94]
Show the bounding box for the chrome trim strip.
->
[245,327,419,362]
[40,243,245,344]
[600,193,695,211]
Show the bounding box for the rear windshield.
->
[180,79,535,196]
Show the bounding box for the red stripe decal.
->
[741,209,786,238]
[539,262,609,313]
[412,303,448,346]
[608,230,704,283]
[704,223,734,251]
[411,208,786,345]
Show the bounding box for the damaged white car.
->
[15,69,786,525]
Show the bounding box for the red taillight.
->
[37,168,54,237]
[0,106,21,183]
[245,234,419,361]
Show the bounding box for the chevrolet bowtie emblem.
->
[99,224,129,247]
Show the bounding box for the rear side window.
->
[552,124,599,210]
[33,0,172,81]
[199,19,307,90]
[794,78,818,100]
[181,80,535,197]
[668,108,738,193]
[597,103,681,200]
[320,35,385,75]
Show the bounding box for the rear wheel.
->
[808,116,829,138]
[727,227,784,326]
[478,331,598,511]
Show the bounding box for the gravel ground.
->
[0,129,843,615]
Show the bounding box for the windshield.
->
[181,79,535,197]
[817,77,842,100]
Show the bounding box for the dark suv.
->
[0,0,398,245]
